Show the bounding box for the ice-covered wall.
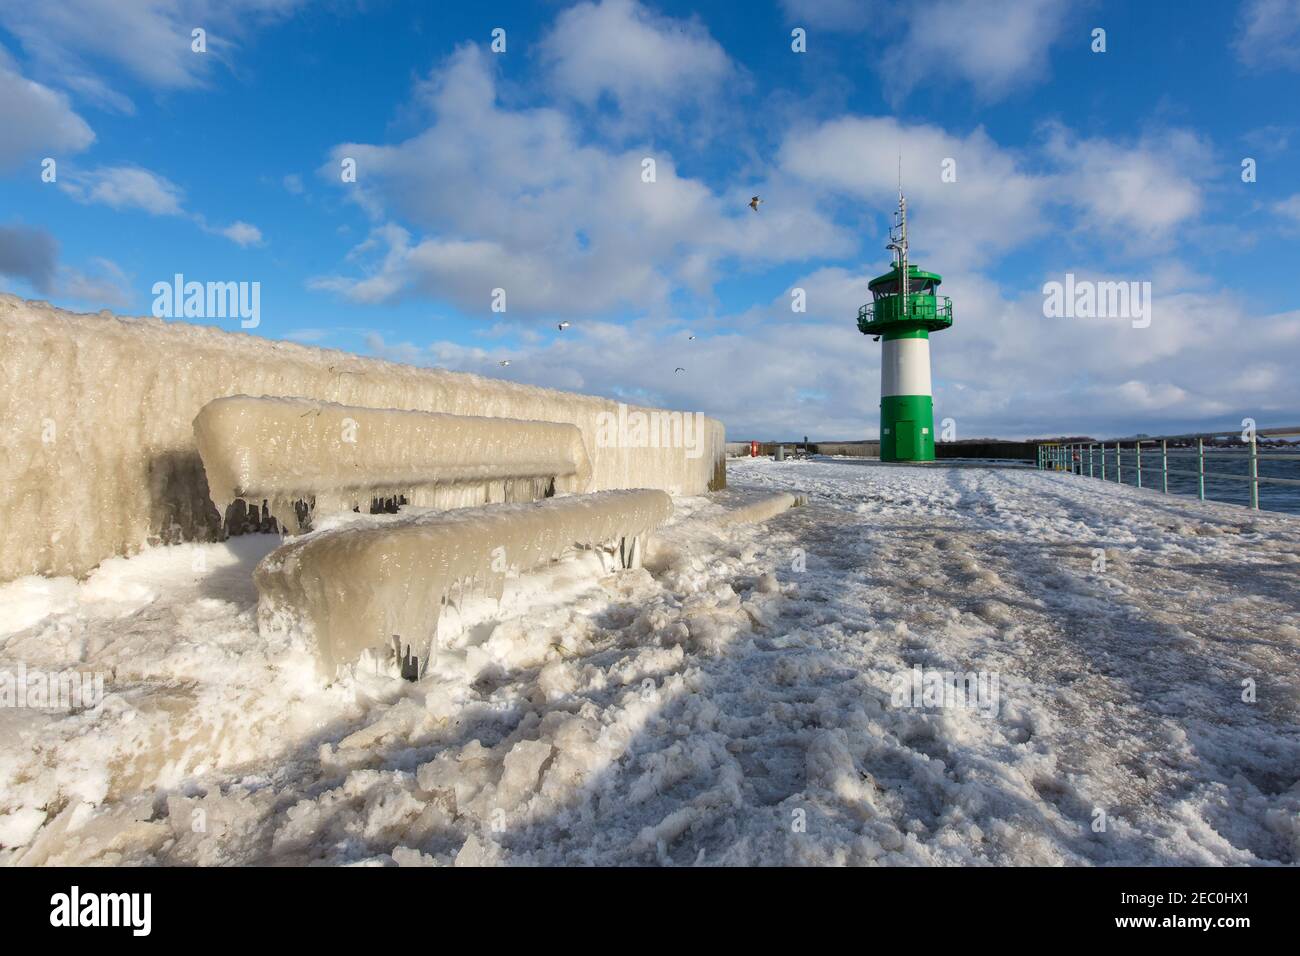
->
[0,295,725,581]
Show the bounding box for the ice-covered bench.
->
[254,489,673,679]
[194,396,595,533]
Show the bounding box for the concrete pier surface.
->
[1,457,1296,864]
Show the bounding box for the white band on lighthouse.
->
[881,337,932,397]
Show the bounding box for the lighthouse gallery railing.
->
[1037,425,1300,511]
[856,295,952,330]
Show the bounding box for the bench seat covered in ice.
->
[194,396,595,532]
[255,489,673,678]
[714,491,807,526]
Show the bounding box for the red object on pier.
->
[750,440,759,457]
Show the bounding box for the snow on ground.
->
[1,458,1298,865]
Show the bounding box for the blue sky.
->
[2,0,1299,440]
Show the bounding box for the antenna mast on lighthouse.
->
[886,159,909,313]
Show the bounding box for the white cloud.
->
[781,0,1072,101]
[218,220,264,246]
[779,114,1216,266]
[539,0,737,121]
[57,166,266,252]
[880,0,1072,102]
[0,47,94,172]
[57,164,264,246]
[0,0,304,111]
[1242,123,1294,156]
[317,45,849,315]
[779,115,1049,267]
[361,314,880,439]
[58,256,132,307]
[1274,193,1300,226]
[363,332,443,369]
[928,268,1300,435]
[1234,0,1300,71]
[1042,124,1209,248]
[60,165,186,215]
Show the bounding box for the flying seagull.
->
[688,334,696,340]
[674,367,686,373]
[749,196,762,212]
[498,359,511,367]
[557,321,571,331]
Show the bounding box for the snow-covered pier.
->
[1,458,1296,865]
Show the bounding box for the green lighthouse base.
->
[880,394,935,462]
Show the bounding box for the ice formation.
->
[254,489,674,678]
[194,396,596,533]
[714,491,807,526]
[3,459,1299,865]
[0,294,724,582]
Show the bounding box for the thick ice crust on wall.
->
[255,489,674,677]
[0,295,725,581]
[194,396,596,532]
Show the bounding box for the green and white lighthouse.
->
[856,190,953,462]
